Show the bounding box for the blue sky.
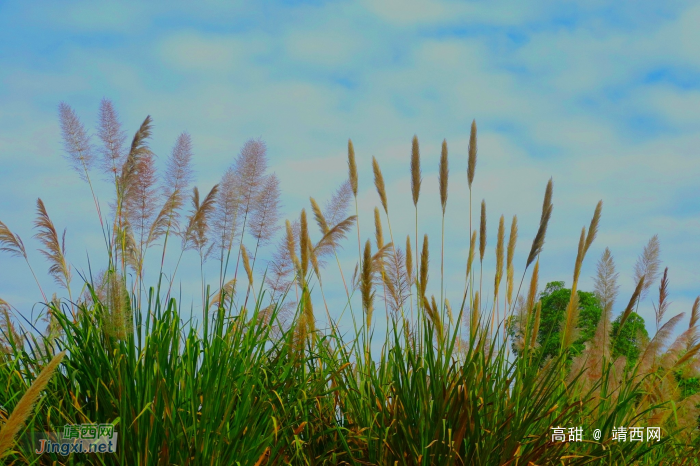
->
[1,0,699,341]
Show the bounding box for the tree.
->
[535,281,602,361]
[610,312,648,367]
[511,281,650,366]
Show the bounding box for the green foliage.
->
[535,281,603,361]
[1,292,690,464]
[611,312,649,367]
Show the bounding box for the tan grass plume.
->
[34,199,71,291]
[411,136,421,207]
[479,200,487,263]
[372,156,388,214]
[467,120,477,189]
[0,350,66,458]
[634,235,661,302]
[494,215,505,299]
[362,239,375,328]
[439,139,449,213]
[348,140,358,197]
[420,234,429,297]
[526,178,553,268]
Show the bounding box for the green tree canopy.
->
[510,281,649,366]
[535,281,602,361]
[610,312,648,367]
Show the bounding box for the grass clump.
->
[0,100,698,464]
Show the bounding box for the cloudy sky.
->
[1,0,699,342]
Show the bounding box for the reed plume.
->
[324,180,353,227]
[182,185,219,258]
[118,116,153,206]
[210,278,237,310]
[584,201,602,255]
[151,132,194,248]
[439,139,449,313]
[311,197,329,235]
[526,179,553,268]
[374,208,384,250]
[467,120,477,189]
[229,138,269,290]
[361,239,375,329]
[494,215,505,300]
[406,235,413,285]
[348,140,358,197]
[590,247,619,364]
[241,244,253,286]
[249,174,282,248]
[465,231,477,291]
[285,219,300,270]
[411,136,421,207]
[300,209,309,278]
[410,135,421,327]
[97,98,127,178]
[419,234,429,299]
[372,156,388,214]
[425,295,443,342]
[213,167,242,285]
[479,200,486,299]
[125,142,159,253]
[652,267,670,332]
[616,275,645,333]
[689,297,700,348]
[348,139,362,274]
[0,300,21,351]
[116,116,154,266]
[0,220,27,260]
[58,102,94,181]
[244,174,282,303]
[505,215,518,315]
[0,350,66,458]
[314,216,356,259]
[471,291,480,341]
[383,246,409,316]
[34,199,71,292]
[525,260,539,321]
[561,201,603,350]
[439,140,449,214]
[479,200,487,263]
[633,234,661,303]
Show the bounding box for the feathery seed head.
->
[479,200,487,262]
[467,120,477,188]
[310,197,329,235]
[494,215,505,297]
[374,207,384,249]
[97,98,127,176]
[405,235,413,283]
[348,139,358,196]
[58,102,95,181]
[0,350,66,457]
[584,200,603,255]
[300,209,309,277]
[372,156,388,213]
[527,180,554,268]
[241,244,253,285]
[507,215,518,269]
[411,135,422,206]
[362,239,375,326]
[634,234,661,302]
[466,231,477,281]
[420,234,429,297]
[439,139,449,213]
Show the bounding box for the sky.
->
[0,0,699,345]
